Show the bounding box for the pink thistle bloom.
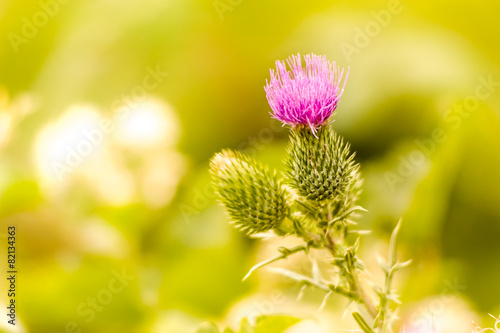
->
[264,53,349,133]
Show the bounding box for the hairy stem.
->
[351,265,377,319]
[324,230,377,319]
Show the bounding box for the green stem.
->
[377,219,403,332]
[351,265,378,319]
[324,231,377,319]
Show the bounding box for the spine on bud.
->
[285,126,362,216]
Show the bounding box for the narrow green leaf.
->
[389,219,402,268]
[352,312,375,333]
[254,315,301,333]
[242,245,306,281]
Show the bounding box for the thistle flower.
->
[210,150,288,234]
[265,53,349,133]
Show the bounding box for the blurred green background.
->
[0,0,499,332]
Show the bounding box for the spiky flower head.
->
[210,150,288,234]
[265,53,349,133]
[286,126,361,207]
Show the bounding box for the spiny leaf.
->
[393,260,412,271]
[242,245,307,281]
[268,267,329,292]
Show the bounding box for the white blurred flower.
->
[401,296,478,333]
[114,97,180,149]
[34,96,186,207]
[34,104,103,185]
[77,218,130,258]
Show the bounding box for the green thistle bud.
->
[285,125,361,204]
[210,150,288,234]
